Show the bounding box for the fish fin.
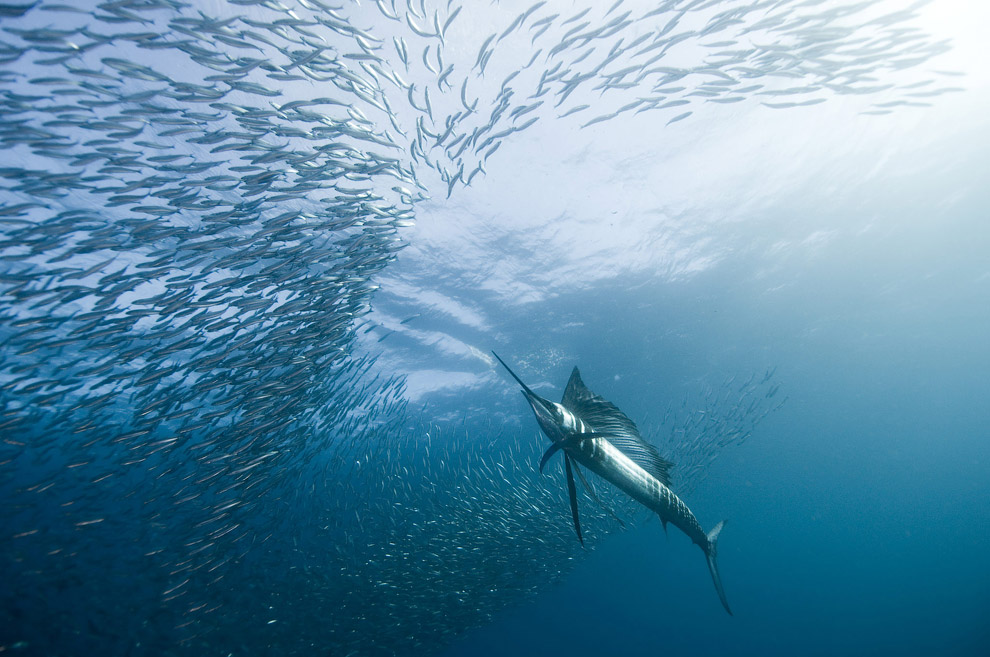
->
[560,366,587,408]
[539,434,605,473]
[705,520,732,615]
[575,432,607,441]
[561,367,674,487]
[563,453,583,546]
[539,442,563,472]
[661,518,669,537]
[572,458,626,529]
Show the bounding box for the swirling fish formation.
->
[0,0,953,655]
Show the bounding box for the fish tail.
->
[705,520,733,616]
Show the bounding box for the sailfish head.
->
[492,350,587,546]
[491,351,567,443]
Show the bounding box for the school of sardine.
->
[0,0,955,654]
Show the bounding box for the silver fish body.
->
[568,422,708,547]
[495,351,732,615]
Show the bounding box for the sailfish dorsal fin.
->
[561,367,674,488]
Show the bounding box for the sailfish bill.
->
[492,351,733,615]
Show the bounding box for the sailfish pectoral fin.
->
[563,453,583,546]
[540,434,608,473]
[572,458,626,529]
[539,442,563,472]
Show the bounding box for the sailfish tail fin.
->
[705,520,732,616]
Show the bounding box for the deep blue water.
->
[1,1,988,655]
[437,179,990,655]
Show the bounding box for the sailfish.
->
[492,351,733,615]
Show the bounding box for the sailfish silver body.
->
[568,423,709,548]
[493,351,732,615]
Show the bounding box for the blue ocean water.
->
[434,154,990,657]
[1,1,988,655]
[439,119,990,656]
[439,203,990,656]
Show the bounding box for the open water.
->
[1,1,987,655]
